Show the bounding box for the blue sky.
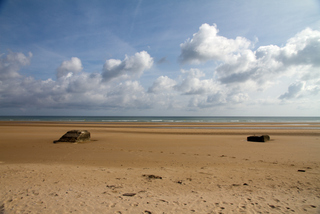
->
[0,0,320,116]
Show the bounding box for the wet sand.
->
[0,121,319,213]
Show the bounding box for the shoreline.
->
[1,121,320,136]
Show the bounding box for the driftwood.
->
[54,130,90,143]
[247,135,270,142]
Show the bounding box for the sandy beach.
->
[0,121,319,213]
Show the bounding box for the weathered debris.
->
[122,193,136,197]
[54,130,90,143]
[142,174,162,180]
[247,135,270,142]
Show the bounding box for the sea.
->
[0,116,319,123]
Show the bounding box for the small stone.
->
[297,170,306,172]
[122,193,136,197]
[142,174,162,179]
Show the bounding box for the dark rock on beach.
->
[142,174,162,180]
[54,130,90,143]
[122,193,136,197]
[247,135,270,142]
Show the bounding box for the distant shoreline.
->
[1,121,319,136]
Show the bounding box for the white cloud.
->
[216,27,320,90]
[102,51,153,82]
[279,28,320,67]
[206,92,227,105]
[175,68,217,95]
[186,89,250,109]
[106,81,151,109]
[0,70,152,110]
[179,23,251,64]
[0,51,154,111]
[176,23,320,110]
[279,81,305,100]
[179,24,320,106]
[148,76,176,93]
[56,57,83,79]
[1,24,320,116]
[63,73,103,94]
[229,92,249,103]
[0,51,32,80]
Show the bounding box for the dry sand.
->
[0,121,319,213]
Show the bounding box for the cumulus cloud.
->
[279,28,320,67]
[56,57,83,79]
[205,92,227,105]
[187,90,249,109]
[0,51,157,112]
[178,24,320,110]
[179,23,251,64]
[174,68,217,95]
[216,27,320,89]
[0,70,151,110]
[279,81,305,100]
[1,25,320,115]
[107,81,152,109]
[179,24,320,106]
[0,51,32,80]
[147,67,251,110]
[148,76,176,93]
[102,51,153,82]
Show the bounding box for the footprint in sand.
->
[0,203,5,213]
[109,203,116,208]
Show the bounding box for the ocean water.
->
[0,116,319,123]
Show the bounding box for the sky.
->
[0,0,320,116]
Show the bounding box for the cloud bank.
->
[1,24,319,115]
[178,24,320,108]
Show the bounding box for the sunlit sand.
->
[0,121,319,213]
